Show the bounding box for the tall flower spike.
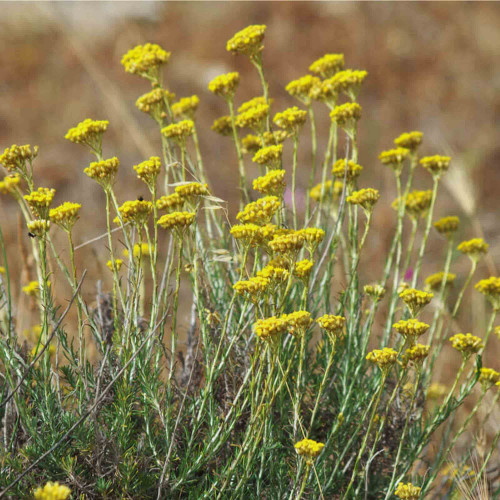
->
[121,43,170,80]
[226,24,266,57]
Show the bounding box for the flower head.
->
[479,367,500,391]
[252,144,283,168]
[328,69,368,101]
[123,243,151,260]
[34,481,71,500]
[427,383,447,400]
[449,333,483,359]
[253,316,287,342]
[364,284,386,301]
[107,258,123,272]
[226,24,266,57]
[393,319,430,344]
[395,482,421,500]
[24,188,55,219]
[399,288,433,317]
[156,193,184,212]
[294,438,324,463]
[230,223,263,245]
[379,147,410,175]
[434,216,459,239]
[172,95,200,119]
[330,103,362,138]
[269,231,306,255]
[0,144,38,173]
[238,96,269,114]
[121,43,170,78]
[253,169,286,196]
[157,211,196,232]
[0,174,21,196]
[366,347,398,371]
[299,228,325,253]
[49,202,81,232]
[394,131,423,152]
[161,120,194,146]
[425,272,456,291]
[256,264,289,285]
[317,314,345,343]
[309,53,344,78]
[65,118,109,151]
[84,157,119,190]
[346,188,380,213]
[23,280,40,297]
[133,157,161,189]
[233,276,269,302]
[309,180,343,203]
[394,190,433,219]
[402,344,430,367]
[420,155,450,179]
[236,104,269,132]
[27,220,50,237]
[475,276,500,310]
[332,159,363,182]
[294,259,314,280]
[273,107,307,137]
[282,311,313,336]
[241,134,262,154]
[285,75,321,104]
[211,116,233,136]
[236,196,281,225]
[118,200,153,226]
[136,88,174,118]
[457,238,488,263]
[208,72,240,99]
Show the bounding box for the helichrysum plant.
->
[0,24,498,500]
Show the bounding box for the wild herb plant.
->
[0,24,499,499]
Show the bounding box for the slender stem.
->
[305,103,317,222]
[291,137,299,229]
[228,98,249,204]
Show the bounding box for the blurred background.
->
[1,2,499,383]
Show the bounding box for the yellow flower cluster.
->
[118,200,153,226]
[402,344,430,366]
[65,118,109,148]
[395,482,421,500]
[330,102,362,131]
[316,314,345,341]
[27,219,50,237]
[208,72,240,99]
[253,316,288,341]
[294,438,325,461]
[294,259,314,280]
[425,272,456,291]
[269,231,306,255]
[346,188,380,212]
[24,187,56,219]
[230,223,262,244]
[236,196,281,225]
[309,53,344,78]
[0,174,21,195]
[310,180,343,202]
[449,333,483,358]
[420,155,450,178]
[133,157,161,187]
[399,288,433,317]
[123,243,151,260]
[172,95,200,119]
[378,147,410,174]
[34,481,71,500]
[107,258,123,272]
[0,144,38,172]
[479,367,500,391]
[285,75,321,103]
[156,193,184,212]
[273,107,307,135]
[300,227,325,252]
[397,190,433,219]
[253,169,286,196]
[236,104,269,131]
[256,264,289,284]
[366,347,398,370]
[283,311,313,335]
[157,211,196,231]
[394,131,423,151]
[475,276,500,310]
[434,216,459,238]
[136,88,174,116]
[49,202,81,231]
[226,24,266,56]
[393,319,430,343]
[211,116,233,136]
[457,238,488,261]
[121,43,170,76]
[252,144,283,168]
[328,69,368,100]
[238,97,268,114]
[23,280,40,297]
[263,130,288,146]
[161,120,194,144]
[241,134,262,153]
[84,157,119,188]
[332,159,363,182]
[233,276,269,300]
[427,382,447,400]
[364,284,386,301]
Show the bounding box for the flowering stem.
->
[67,230,84,365]
[296,462,311,500]
[402,217,418,274]
[293,331,306,439]
[251,55,270,131]
[305,103,317,222]
[291,137,299,229]
[314,122,335,228]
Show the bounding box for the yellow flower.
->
[236,104,269,132]
[252,145,283,168]
[328,69,368,101]
[256,264,289,284]
[399,288,433,317]
[253,169,286,196]
[236,196,281,225]
[84,157,119,189]
[211,116,233,136]
[425,272,456,291]
[157,211,196,231]
[208,72,240,99]
[395,481,421,500]
[172,95,200,119]
[238,96,269,114]
[299,228,325,253]
[378,147,410,175]
[495,325,500,340]
[330,103,362,137]
[346,188,380,213]
[0,267,5,274]
[402,343,430,366]
[394,131,423,152]
[420,155,450,179]
[50,202,81,232]
[226,24,266,56]
[161,120,194,146]
[133,157,161,188]
[65,118,109,150]
[24,187,56,219]
[27,219,51,237]
[285,75,321,104]
[253,316,288,341]
[156,193,184,212]
[393,190,433,219]
[118,200,152,226]
[309,53,344,78]
[0,144,38,172]
[241,134,262,154]
[106,258,123,272]
[282,311,313,336]
[123,243,151,260]
[262,130,289,146]
[434,216,459,238]
[294,259,314,280]
[294,438,324,462]
[332,159,363,182]
[273,107,307,136]
[233,276,270,301]
[22,280,40,297]
[393,319,430,343]
[427,382,447,400]
[175,182,209,200]
[316,314,345,342]
[0,174,21,195]
[136,88,174,117]
[366,347,398,371]
[230,223,262,244]
[34,481,71,500]
[309,180,343,203]
[269,231,306,255]
[475,276,500,310]
[479,367,500,391]
[364,284,386,301]
[457,238,488,262]
[121,43,170,77]
[449,333,483,359]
